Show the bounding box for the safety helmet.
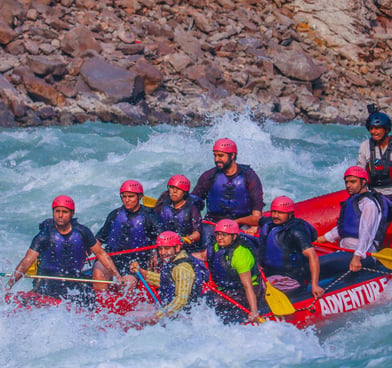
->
[52,195,75,211]
[270,196,295,213]
[213,138,238,154]
[167,175,191,192]
[366,112,391,131]
[344,166,369,182]
[156,231,182,247]
[214,219,240,235]
[120,180,144,195]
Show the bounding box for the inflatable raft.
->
[4,190,392,329]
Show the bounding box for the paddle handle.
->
[136,270,162,306]
[313,242,369,256]
[0,272,114,284]
[87,244,158,261]
[204,283,251,314]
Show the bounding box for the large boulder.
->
[80,57,145,104]
[269,46,324,82]
[60,26,102,57]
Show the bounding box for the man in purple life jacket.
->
[92,180,162,290]
[191,138,264,250]
[5,195,123,308]
[317,166,391,272]
[259,196,324,299]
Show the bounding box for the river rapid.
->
[1,114,392,367]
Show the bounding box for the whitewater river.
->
[1,113,392,367]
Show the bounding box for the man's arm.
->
[90,242,122,281]
[6,249,39,291]
[303,247,324,298]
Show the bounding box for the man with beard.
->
[192,138,264,250]
[130,231,208,325]
[357,104,392,199]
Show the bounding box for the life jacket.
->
[206,165,252,219]
[159,253,209,307]
[259,217,316,283]
[337,191,391,249]
[157,197,194,236]
[207,236,259,290]
[367,138,392,188]
[37,218,90,277]
[106,206,150,253]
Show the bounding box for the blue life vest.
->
[207,236,259,290]
[337,191,391,248]
[259,217,315,283]
[157,198,194,236]
[159,254,209,307]
[106,207,150,252]
[206,165,252,218]
[37,219,89,277]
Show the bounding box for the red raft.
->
[5,190,392,329]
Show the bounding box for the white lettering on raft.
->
[319,278,388,316]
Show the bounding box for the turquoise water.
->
[1,113,392,367]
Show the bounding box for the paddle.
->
[142,196,158,208]
[314,242,392,270]
[204,282,264,323]
[0,273,115,284]
[135,270,162,306]
[86,244,158,261]
[258,267,296,316]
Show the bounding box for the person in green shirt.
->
[202,219,261,324]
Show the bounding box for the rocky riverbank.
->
[0,0,391,128]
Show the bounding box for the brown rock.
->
[80,57,145,103]
[269,46,324,81]
[174,26,203,61]
[164,52,192,72]
[21,70,65,106]
[0,19,17,45]
[132,59,163,95]
[61,26,102,57]
[0,0,23,27]
[116,43,145,55]
[27,55,67,77]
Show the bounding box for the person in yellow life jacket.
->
[357,104,392,199]
[130,231,209,325]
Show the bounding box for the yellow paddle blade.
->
[371,248,392,270]
[26,259,38,276]
[264,280,296,316]
[142,196,157,208]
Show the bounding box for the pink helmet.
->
[120,180,144,195]
[52,195,75,211]
[215,219,240,235]
[167,175,191,192]
[213,138,237,154]
[270,196,295,213]
[156,231,182,247]
[344,166,369,182]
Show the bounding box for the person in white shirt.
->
[317,166,390,272]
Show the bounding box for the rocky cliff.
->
[0,0,391,127]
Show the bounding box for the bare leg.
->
[92,261,113,290]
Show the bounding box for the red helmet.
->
[270,196,295,213]
[215,219,240,235]
[52,195,75,211]
[213,138,237,154]
[344,166,369,182]
[167,175,191,192]
[120,180,144,195]
[156,231,182,247]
